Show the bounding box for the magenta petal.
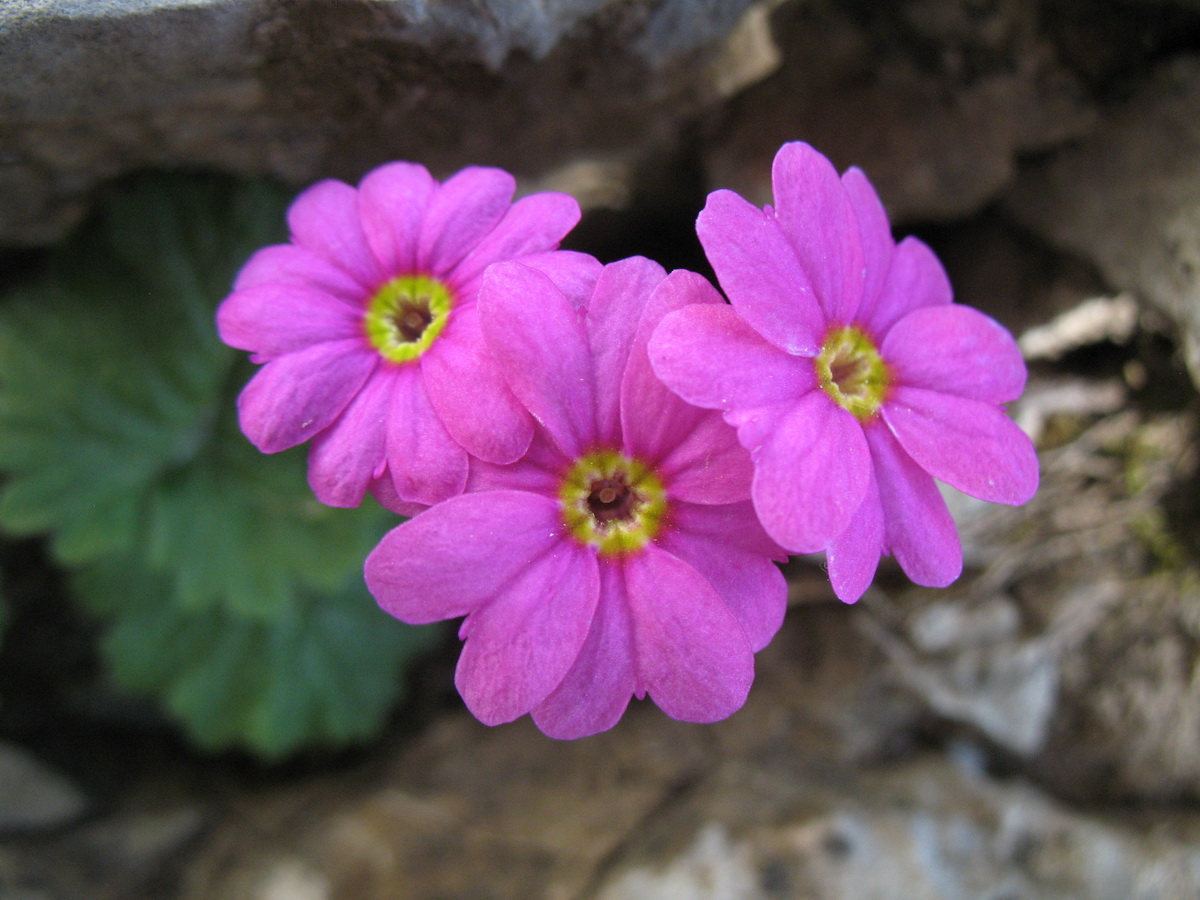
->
[656,413,754,505]
[417,167,515,275]
[883,305,1027,403]
[216,284,362,360]
[514,251,604,311]
[383,365,469,506]
[751,391,870,553]
[867,425,962,587]
[649,303,816,412]
[860,236,952,340]
[450,192,581,288]
[479,261,596,457]
[532,565,636,740]
[365,490,564,623]
[697,189,826,356]
[367,469,429,518]
[825,466,884,603]
[287,179,383,289]
[236,340,376,453]
[456,541,600,726]
[466,429,566,496]
[625,544,754,723]
[586,256,667,445]
[883,386,1039,505]
[842,166,894,312]
[307,366,393,508]
[771,142,866,325]
[422,306,533,464]
[658,501,787,652]
[233,244,365,304]
[357,162,437,276]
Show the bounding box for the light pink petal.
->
[825,465,884,603]
[586,257,667,445]
[233,244,366,305]
[867,425,962,587]
[421,305,533,464]
[656,412,755,505]
[466,428,566,496]
[533,565,636,740]
[842,166,894,312]
[236,339,377,453]
[697,188,826,356]
[883,386,1039,505]
[515,251,604,311]
[648,302,816,413]
[383,365,469,506]
[658,501,787,651]
[417,167,515,275]
[287,179,383,289]
[859,236,952,340]
[751,391,871,553]
[456,541,600,726]
[364,490,564,623]
[883,305,1027,403]
[625,544,755,723]
[450,191,582,288]
[771,142,866,325]
[357,162,437,276]
[307,366,394,508]
[216,284,362,360]
[479,261,596,458]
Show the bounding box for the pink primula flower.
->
[365,257,788,739]
[217,162,595,510]
[649,141,1039,602]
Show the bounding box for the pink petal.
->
[867,424,962,587]
[383,364,469,506]
[421,305,533,464]
[697,188,826,356]
[465,429,567,496]
[771,142,866,325]
[236,339,377,453]
[364,490,565,623]
[357,162,437,276]
[883,305,1027,404]
[585,256,667,446]
[479,261,596,458]
[532,565,636,740]
[515,251,604,311]
[750,391,871,553]
[825,465,884,603]
[456,540,600,726]
[216,283,362,360]
[842,166,894,313]
[306,366,394,507]
[883,386,1039,505]
[450,191,582,288]
[367,469,429,518]
[417,167,515,276]
[233,244,366,305]
[656,412,755,505]
[625,544,755,723]
[648,302,816,413]
[859,236,952,340]
[287,179,383,289]
[658,500,787,651]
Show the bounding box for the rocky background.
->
[4,0,1200,897]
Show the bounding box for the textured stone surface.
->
[1006,57,1200,392]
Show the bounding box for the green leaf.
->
[76,560,441,759]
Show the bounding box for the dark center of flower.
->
[815,326,890,421]
[560,450,667,556]
[364,275,452,364]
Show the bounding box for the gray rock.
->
[0,741,87,833]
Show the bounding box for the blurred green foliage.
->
[0,174,436,759]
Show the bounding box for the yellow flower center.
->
[559,449,667,556]
[363,275,452,363]
[815,326,890,421]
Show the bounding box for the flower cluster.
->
[218,144,1038,739]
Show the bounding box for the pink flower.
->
[217,162,595,510]
[364,257,788,739]
[648,142,1038,602]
